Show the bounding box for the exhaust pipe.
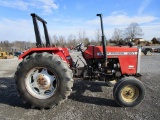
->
[97,14,107,66]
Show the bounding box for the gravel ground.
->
[0,53,160,120]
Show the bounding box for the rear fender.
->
[19,47,70,65]
[62,47,74,67]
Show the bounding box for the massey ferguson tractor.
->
[14,13,145,109]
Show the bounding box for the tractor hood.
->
[84,45,138,59]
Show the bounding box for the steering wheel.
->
[75,43,82,51]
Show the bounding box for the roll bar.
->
[31,13,51,47]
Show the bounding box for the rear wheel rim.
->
[121,85,139,102]
[25,67,57,99]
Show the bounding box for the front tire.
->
[15,52,73,109]
[113,77,145,107]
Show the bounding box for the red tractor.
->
[15,13,145,109]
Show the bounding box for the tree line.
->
[0,22,159,53]
[50,29,103,48]
[0,30,100,52]
[111,22,144,45]
[0,40,35,53]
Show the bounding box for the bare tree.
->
[0,40,12,52]
[52,35,58,46]
[90,39,97,45]
[112,28,123,41]
[84,37,90,47]
[95,29,101,45]
[59,35,66,47]
[78,30,86,43]
[124,22,143,41]
[67,34,77,47]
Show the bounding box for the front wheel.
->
[15,52,73,109]
[113,77,145,107]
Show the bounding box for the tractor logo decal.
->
[128,65,135,69]
[97,52,137,56]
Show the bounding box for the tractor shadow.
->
[0,77,31,109]
[0,77,119,108]
[69,79,119,107]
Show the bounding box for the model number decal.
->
[97,52,103,56]
[97,52,137,56]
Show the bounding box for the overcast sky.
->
[0,0,159,42]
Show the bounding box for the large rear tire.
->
[113,77,145,107]
[15,52,73,109]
